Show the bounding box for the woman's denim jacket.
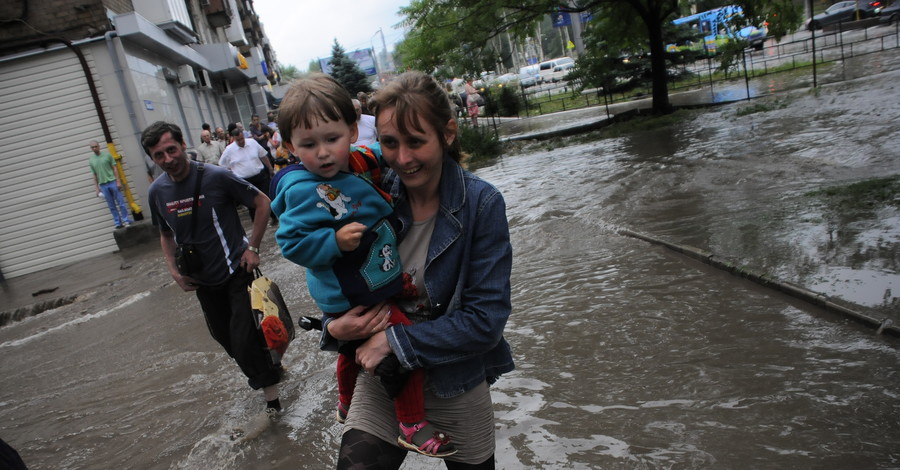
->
[321,156,514,398]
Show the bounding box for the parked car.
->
[879,1,900,23]
[537,57,575,83]
[547,62,576,82]
[518,64,540,88]
[491,72,519,86]
[736,25,768,50]
[807,0,884,30]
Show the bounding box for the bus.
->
[669,5,767,53]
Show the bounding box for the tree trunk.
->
[645,14,673,114]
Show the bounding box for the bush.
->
[458,123,502,166]
[484,86,523,117]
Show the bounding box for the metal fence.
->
[508,21,900,117]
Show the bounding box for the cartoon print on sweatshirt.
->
[316,183,351,219]
[380,244,396,272]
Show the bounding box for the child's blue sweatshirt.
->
[270,146,403,313]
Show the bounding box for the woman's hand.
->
[326,302,391,342]
[356,331,392,374]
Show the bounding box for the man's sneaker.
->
[124,222,132,227]
[115,225,124,229]
[265,407,282,421]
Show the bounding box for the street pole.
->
[808,0,818,87]
[370,30,381,77]
[568,1,585,55]
[379,28,392,72]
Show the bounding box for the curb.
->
[0,294,80,328]
[619,228,900,338]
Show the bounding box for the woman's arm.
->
[385,185,512,370]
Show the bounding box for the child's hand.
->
[336,222,367,252]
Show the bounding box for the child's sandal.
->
[336,402,349,424]
[397,420,458,458]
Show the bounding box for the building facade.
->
[0,0,283,278]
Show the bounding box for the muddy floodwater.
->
[1,55,898,469]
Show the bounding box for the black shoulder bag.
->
[174,163,205,277]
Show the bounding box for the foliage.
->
[308,59,322,73]
[458,124,503,164]
[279,64,301,82]
[741,0,804,39]
[398,0,682,113]
[715,40,746,78]
[396,0,802,114]
[484,86,523,117]
[395,4,503,81]
[567,6,706,96]
[328,40,372,96]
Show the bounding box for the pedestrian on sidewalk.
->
[88,140,132,229]
[464,78,481,127]
[142,121,284,416]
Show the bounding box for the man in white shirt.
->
[219,129,276,223]
[196,130,222,165]
[352,99,377,148]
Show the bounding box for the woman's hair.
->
[277,73,357,145]
[369,71,462,163]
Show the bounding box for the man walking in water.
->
[142,121,284,416]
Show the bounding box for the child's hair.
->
[277,73,357,146]
[369,71,462,163]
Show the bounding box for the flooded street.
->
[2,56,899,468]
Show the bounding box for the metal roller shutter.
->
[0,48,119,278]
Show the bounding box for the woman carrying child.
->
[326,71,515,469]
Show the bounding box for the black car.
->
[879,1,900,24]
[807,0,884,30]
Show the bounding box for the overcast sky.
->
[253,0,410,71]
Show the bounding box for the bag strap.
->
[188,163,205,236]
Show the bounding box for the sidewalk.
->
[0,218,165,322]
[494,87,722,141]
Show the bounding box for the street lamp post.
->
[370,29,382,76]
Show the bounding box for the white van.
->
[537,57,574,83]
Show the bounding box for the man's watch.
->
[247,246,259,254]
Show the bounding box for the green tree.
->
[566,4,707,95]
[328,40,373,95]
[398,0,797,114]
[278,64,301,82]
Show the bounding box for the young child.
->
[270,74,456,458]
